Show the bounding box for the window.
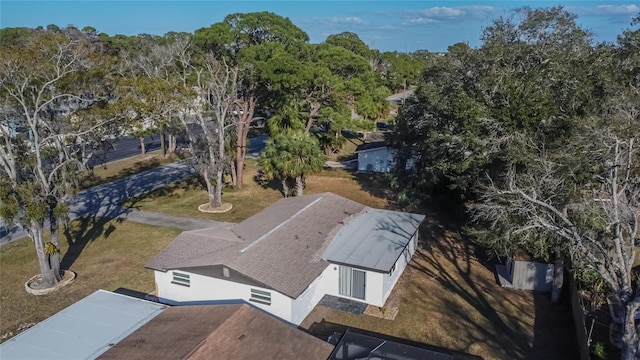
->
[250,288,271,305]
[172,272,190,287]
[339,266,366,300]
[222,267,230,278]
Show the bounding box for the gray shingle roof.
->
[146,193,423,299]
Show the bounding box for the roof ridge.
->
[239,194,328,253]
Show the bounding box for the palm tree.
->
[259,130,324,196]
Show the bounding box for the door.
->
[339,266,366,300]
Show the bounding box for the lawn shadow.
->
[412,208,535,359]
[349,172,399,209]
[253,171,288,197]
[125,177,204,210]
[530,288,580,360]
[60,216,118,270]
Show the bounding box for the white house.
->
[355,142,394,172]
[146,192,424,325]
[355,141,415,173]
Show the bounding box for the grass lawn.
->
[1,155,578,358]
[126,159,393,223]
[300,210,578,360]
[124,159,576,359]
[0,219,181,341]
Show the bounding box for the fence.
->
[568,273,591,360]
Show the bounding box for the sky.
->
[1,1,638,52]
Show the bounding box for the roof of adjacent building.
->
[323,209,425,272]
[355,141,388,153]
[146,192,424,299]
[329,329,481,360]
[0,290,165,360]
[98,304,334,360]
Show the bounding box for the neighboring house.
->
[147,192,425,325]
[386,89,415,106]
[99,304,334,360]
[355,141,414,173]
[0,290,166,360]
[355,141,394,173]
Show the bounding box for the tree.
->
[259,131,324,196]
[117,34,187,157]
[174,41,237,208]
[193,12,310,190]
[0,30,113,289]
[473,114,639,359]
[387,6,600,204]
[325,32,373,59]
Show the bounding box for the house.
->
[355,141,394,172]
[0,290,166,360]
[355,141,414,173]
[99,304,334,360]
[386,89,415,106]
[147,192,425,325]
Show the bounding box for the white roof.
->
[0,290,165,360]
[323,209,425,272]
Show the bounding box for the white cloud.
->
[571,4,639,16]
[404,18,439,25]
[326,16,367,25]
[418,7,463,18]
[402,5,500,25]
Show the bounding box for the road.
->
[0,161,196,244]
[1,132,270,244]
[89,130,267,166]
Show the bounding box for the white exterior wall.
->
[381,233,417,303]
[154,270,292,323]
[154,233,419,325]
[357,148,393,172]
[291,265,338,325]
[357,148,415,173]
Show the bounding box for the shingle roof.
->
[146,192,424,299]
[228,193,365,298]
[98,304,334,360]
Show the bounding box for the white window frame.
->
[171,271,190,287]
[250,288,271,305]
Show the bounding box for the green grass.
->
[300,211,576,360]
[0,219,181,340]
[127,159,394,222]
[0,153,576,359]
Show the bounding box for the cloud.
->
[326,16,367,25]
[570,4,639,16]
[401,5,500,25]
